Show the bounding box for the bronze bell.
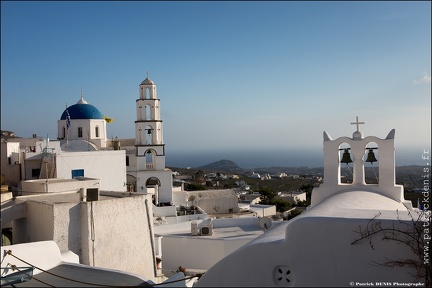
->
[340,148,353,164]
[366,149,378,164]
[147,129,152,134]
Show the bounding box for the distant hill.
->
[197,159,245,173]
[195,159,321,175]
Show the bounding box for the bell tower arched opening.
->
[339,143,353,184]
[364,141,379,184]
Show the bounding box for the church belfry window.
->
[78,127,83,138]
[339,143,353,184]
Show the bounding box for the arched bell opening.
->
[339,143,353,184]
[145,87,151,100]
[145,125,154,145]
[363,142,379,184]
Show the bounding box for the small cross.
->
[351,116,365,132]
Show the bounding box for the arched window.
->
[339,143,353,184]
[146,150,154,169]
[364,142,379,184]
[145,105,151,120]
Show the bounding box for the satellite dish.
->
[259,217,272,230]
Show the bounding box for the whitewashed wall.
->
[80,195,156,279]
[156,218,264,273]
[11,193,158,281]
[196,202,420,286]
[1,142,21,187]
[56,150,126,191]
[21,178,100,195]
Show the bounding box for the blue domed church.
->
[57,93,107,149]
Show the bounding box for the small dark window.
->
[95,126,99,137]
[72,169,84,178]
[126,156,130,166]
[32,169,41,178]
[78,127,83,138]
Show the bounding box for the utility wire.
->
[5,250,205,287]
[5,250,116,287]
[152,273,204,286]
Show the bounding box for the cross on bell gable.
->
[350,116,365,140]
[351,116,365,132]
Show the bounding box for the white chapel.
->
[195,118,423,287]
[57,92,108,149]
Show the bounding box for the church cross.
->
[351,116,365,132]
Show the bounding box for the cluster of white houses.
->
[1,76,427,287]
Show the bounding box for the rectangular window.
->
[126,156,129,166]
[72,169,84,178]
[78,127,83,138]
[32,169,41,178]
[95,126,99,137]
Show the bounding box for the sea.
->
[165,148,428,169]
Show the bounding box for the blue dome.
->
[60,103,103,120]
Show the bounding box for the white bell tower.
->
[135,74,173,205]
[310,116,412,209]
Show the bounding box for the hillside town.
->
[1,76,429,287]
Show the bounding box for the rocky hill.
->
[197,159,244,173]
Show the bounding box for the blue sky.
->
[1,1,431,168]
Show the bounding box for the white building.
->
[276,191,307,204]
[0,83,157,283]
[57,92,107,148]
[1,94,126,192]
[154,217,276,277]
[195,118,424,287]
[1,75,283,287]
[1,178,160,282]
